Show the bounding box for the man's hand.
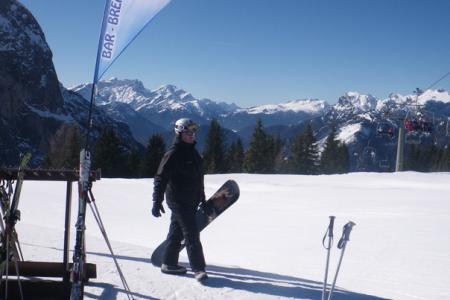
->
[152,201,165,217]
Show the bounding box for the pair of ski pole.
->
[321,216,356,300]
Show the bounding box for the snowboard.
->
[151,180,240,267]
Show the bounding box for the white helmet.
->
[174,118,199,135]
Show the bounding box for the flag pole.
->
[71,2,110,299]
[84,0,111,151]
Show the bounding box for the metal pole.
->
[322,216,335,300]
[327,245,347,300]
[327,221,356,300]
[63,181,72,283]
[396,125,405,172]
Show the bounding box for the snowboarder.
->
[151,118,208,282]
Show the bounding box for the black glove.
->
[152,201,165,217]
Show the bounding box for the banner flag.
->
[94,0,171,83]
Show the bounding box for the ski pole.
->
[327,221,356,300]
[321,216,335,300]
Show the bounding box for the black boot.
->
[194,271,208,282]
[161,264,187,275]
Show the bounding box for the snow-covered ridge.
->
[418,89,450,104]
[337,123,362,144]
[336,91,378,112]
[242,99,330,115]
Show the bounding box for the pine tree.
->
[320,125,340,174]
[427,144,442,172]
[141,134,166,178]
[203,119,226,174]
[94,127,128,177]
[44,123,82,169]
[291,124,318,174]
[438,144,450,171]
[226,138,244,173]
[126,150,142,178]
[406,144,447,172]
[274,138,290,174]
[404,144,421,171]
[319,125,349,174]
[244,119,277,173]
[336,142,350,173]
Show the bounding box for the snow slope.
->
[16,173,450,299]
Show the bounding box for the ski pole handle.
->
[338,221,356,249]
[323,216,336,249]
[328,216,335,238]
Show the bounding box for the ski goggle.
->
[181,123,199,133]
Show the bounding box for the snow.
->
[244,99,328,115]
[337,92,378,112]
[376,89,450,109]
[15,173,450,299]
[336,123,362,144]
[26,103,73,122]
[418,89,450,104]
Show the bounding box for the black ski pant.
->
[162,206,206,272]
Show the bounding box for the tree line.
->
[404,144,450,172]
[43,120,450,177]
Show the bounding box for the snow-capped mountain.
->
[61,87,142,149]
[332,92,379,120]
[71,79,331,136]
[71,78,239,130]
[221,98,330,131]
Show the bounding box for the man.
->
[152,118,208,282]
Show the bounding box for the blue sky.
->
[20,0,450,107]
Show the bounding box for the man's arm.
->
[152,148,175,216]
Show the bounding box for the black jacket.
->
[153,137,205,210]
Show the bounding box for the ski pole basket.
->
[0,168,100,300]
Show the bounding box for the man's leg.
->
[176,208,206,272]
[162,213,183,267]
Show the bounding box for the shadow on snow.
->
[87,251,390,300]
[196,264,389,300]
[84,282,158,300]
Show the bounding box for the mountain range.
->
[2,0,450,171]
[71,78,450,146]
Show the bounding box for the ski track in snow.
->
[14,173,450,299]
